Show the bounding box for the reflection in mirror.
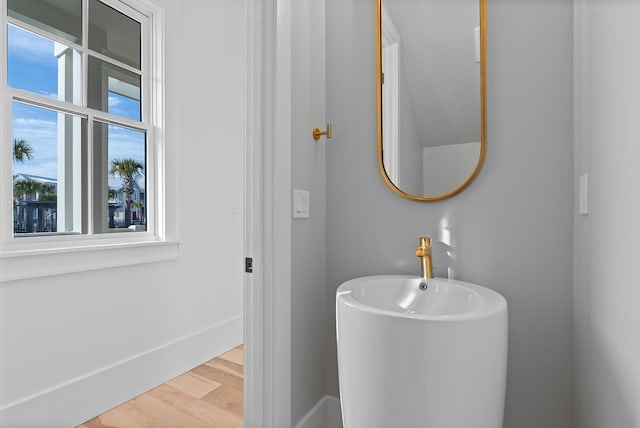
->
[378,0,486,201]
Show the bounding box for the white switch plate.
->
[474,26,480,63]
[293,189,310,219]
[579,173,589,215]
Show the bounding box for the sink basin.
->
[336,275,508,428]
[344,275,505,318]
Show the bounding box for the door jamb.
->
[244,0,292,426]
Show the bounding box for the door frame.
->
[244,0,292,426]
[381,5,400,185]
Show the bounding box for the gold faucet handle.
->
[416,236,431,257]
[419,236,431,249]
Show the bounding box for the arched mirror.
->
[377,0,486,201]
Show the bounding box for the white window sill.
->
[0,240,179,283]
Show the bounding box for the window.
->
[1,0,171,277]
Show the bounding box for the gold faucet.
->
[416,236,433,279]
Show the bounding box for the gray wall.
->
[574,1,640,427]
[291,0,328,424]
[325,0,574,427]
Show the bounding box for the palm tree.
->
[14,179,45,202]
[13,138,34,163]
[109,158,143,227]
[13,179,56,233]
[133,199,144,224]
[13,179,56,203]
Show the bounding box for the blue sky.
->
[9,24,145,186]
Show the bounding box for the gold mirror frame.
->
[376,0,487,202]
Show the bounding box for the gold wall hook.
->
[312,124,332,141]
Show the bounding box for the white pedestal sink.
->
[336,275,508,428]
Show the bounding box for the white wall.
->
[397,66,423,196]
[574,1,640,427]
[325,1,574,427]
[0,1,245,426]
[423,142,481,196]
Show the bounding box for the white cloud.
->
[107,126,145,165]
[8,24,56,60]
[13,118,57,140]
[108,96,122,108]
[14,117,57,128]
[39,90,59,99]
[13,160,58,181]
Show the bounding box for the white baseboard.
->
[294,395,343,428]
[0,314,243,428]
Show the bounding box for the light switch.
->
[293,189,310,219]
[474,26,480,63]
[579,173,589,215]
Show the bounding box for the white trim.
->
[243,0,265,425]
[244,0,297,426]
[0,314,242,427]
[294,395,343,428]
[243,0,292,426]
[1,0,170,278]
[0,240,178,282]
[382,42,399,184]
[381,6,400,186]
[5,90,151,131]
[271,0,293,425]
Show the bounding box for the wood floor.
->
[77,345,243,428]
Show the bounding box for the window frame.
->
[0,0,174,281]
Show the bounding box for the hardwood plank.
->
[218,348,243,366]
[77,345,243,427]
[105,393,206,428]
[201,384,243,419]
[204,358,243,378]
[78,392,206,428]
[147,384,241,427]
[166,372,221,399]
[191,363,243,388]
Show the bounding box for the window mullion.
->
[86,114,94,235]
[0,0,6,91]
[10,89,88,119]
[92,113,148,133]
[11,87,146,132]
[83,0,96,235]
[87,50,142,77]
[82,0,89,109]
[1,0,9,242]
[141,11,149,125]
